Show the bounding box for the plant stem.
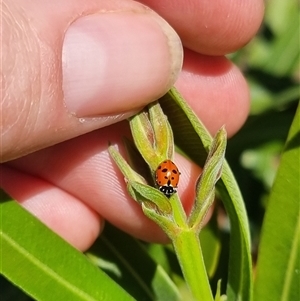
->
[169,194,187,228]
[172,229,214,301]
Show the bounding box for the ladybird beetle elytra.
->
[155,160,180,198]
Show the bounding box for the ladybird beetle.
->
[155,160,180,198]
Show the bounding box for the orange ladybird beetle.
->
[155,160,180,198]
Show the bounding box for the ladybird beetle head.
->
[159,185,176,198]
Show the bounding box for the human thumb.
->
[1,0,183,162]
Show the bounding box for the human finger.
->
[140,0,265,55]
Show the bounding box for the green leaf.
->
[87,224,181,301]
[108,145,147,185]
[143,244,171,274]
[0,192,136,301]
[200,213,221,278]
[159,87,253,301]
[129,181,172,214]
[148,101,175,160]
[122,137,153,184]
[214,280,227,301]
[129,110,158,167]
[189,127,227,232]
[254,104,300,301]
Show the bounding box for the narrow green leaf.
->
[159,87,252,301]
[108,145,146,184]
[148,101,175,160]
[254,104,300,301]
[141,203,176,238]
[200,213,221,278]
[129,111,159,169]
[122,137,153,185]
[0,194,135,301]
[87,224,181,301]
[189,127,227,231]
[143,244,171,273]
[129,181,172,214]
[214,280,227,301]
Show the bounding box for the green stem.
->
[169,194,187,228]
[171,229,214,301]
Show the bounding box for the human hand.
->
[0,0,264,250]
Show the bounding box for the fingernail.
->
[62,12,183,117]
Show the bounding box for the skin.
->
[0,0,264,251]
